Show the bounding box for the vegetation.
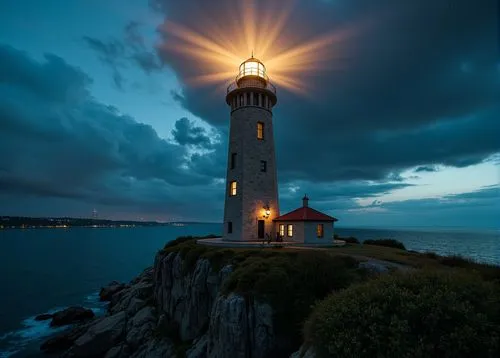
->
[161,236,500,356]
[334,234,360,244]
[305,270,500,358]
[363,238,406,250]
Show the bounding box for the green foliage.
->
[363,238,406,250]
[305,270,500,358]
[222,251,363,348]
[344,237,360,244]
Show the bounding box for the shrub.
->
[223,251,363,352]
[305,270,500,358]
[363,238,406,250]
[343,236,360,244]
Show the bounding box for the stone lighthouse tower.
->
[223,56,279,241]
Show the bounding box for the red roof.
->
[273,206,338,222]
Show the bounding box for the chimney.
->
[302,194,309,207]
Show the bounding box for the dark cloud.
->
[83,21,162,89]
[0,44,220,220]
[153,0,500,183]
[171,117,213,148]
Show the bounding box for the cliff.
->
[38,237,419,358]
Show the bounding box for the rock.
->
[66,311,126,357]
[129,338,174,358]
[186,333,208,358]
[108,282,153,316]
[100,282,128,301]
[104,344,129,358]
[41,320,95,353]
[290,345,316,358]
[125,306,156,349]
[154,252,234,342]
[35,313,53,321]
[50,306,95,327]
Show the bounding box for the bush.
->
[343,236,360,244]
[222,251,363,353]
[363,238,406,250]
[305,270,500,358]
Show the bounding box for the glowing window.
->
[229,181,237,196]
[316,224,324,238]
[257,122,264,140]
[279,224,285,237]
[287,224,293,237]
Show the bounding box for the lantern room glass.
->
[239,59,266,80]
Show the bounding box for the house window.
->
[316,224,324,238]
[279,224,285,237]
[231,153,237,169]
[257,122,264,140]
[287,224,293,237]
[229,181,237,196]
[227,221,233,234]
[260,160,267,172]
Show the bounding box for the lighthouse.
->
[222,56,279,241]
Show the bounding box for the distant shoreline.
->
[0,216,219,229]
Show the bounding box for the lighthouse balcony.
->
[227,78,276,95]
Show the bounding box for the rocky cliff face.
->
[153,251,276,358]
[42,250,278,358]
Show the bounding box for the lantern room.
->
[236,57,268,85]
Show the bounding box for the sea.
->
[0,224,498,357]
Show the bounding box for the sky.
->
[0,0,498,228]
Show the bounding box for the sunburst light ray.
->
[159,0,356,95]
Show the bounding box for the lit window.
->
[279,224,285,237]
[257,122,264,140]
[287,224,293,237]
[316,224,324,238]
[231,153,237,169]
[229,181,237,196]
[228,221,233,234]
[260,160,267,172]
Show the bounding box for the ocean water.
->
[0,225,498,357]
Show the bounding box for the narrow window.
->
[287,224,293,237]
[227,221,233,234]
[279,224,285,237]
[260,160,267,172]
[257,122,264,140]
[231,153,237,169]
[316,224,324,238]
[229,181,237,196]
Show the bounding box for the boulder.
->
[129,338,174,358]
[41,320,95,353]
[66,311,126,357]
[50,306,95,327]
[126,306,156,349]
[186,333,208,358]
[35,313,53,321]
[100,281,128,301]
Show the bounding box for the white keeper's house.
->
[222,56,339,242]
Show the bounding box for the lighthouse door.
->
[257,220,265,239]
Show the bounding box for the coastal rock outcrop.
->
[50,306,95,327]
[42,251,279,358]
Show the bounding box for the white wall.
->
[303,221,334,244]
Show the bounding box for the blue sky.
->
[0,0,498,228]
